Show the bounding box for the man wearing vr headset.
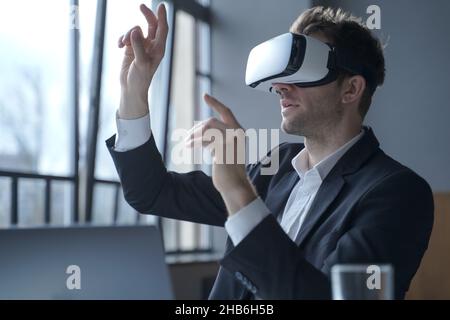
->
[107,4,433,299]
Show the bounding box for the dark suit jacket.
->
[106,127,434,300]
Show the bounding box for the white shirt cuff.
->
[114,111,152,152]
[225,197,271,246]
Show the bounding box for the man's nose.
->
[271,83,294,96]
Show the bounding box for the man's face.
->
[273,81,343,137]
[272,32,344,137]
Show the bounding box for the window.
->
[0,0,75,227]
[163,4,213,252]
[90,0,153,226]
[0,1,71,175]
[0,0,213,255]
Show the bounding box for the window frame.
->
[0,0,214,257]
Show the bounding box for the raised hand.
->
[118,3,168,119]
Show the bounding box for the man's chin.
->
[281,119,304,136]
[280,122,290,134]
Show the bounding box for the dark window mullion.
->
[173,0,210,23]
[158,1,178,249]
[85,0,107,223]
[44,178,51,224]
[11,177,18,226]
[70,0,80,224]
[162,1,177,163]
[112,184,120,224]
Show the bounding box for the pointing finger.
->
[204,94,240,127]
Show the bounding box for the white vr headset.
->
[245,32,375,93]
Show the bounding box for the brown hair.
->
[290,6,385,119]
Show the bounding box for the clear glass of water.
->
[331,264,394,300]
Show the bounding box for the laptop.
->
[0,225,174,299]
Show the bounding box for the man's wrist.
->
[220,179,258,216]
[119,91,149,120]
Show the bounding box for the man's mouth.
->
[281,99,298,109]
[281,103,299,115]
[281,104,298,109]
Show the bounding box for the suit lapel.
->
[295,126,381,247]
[264,170,300,219]
[295,174,345,247]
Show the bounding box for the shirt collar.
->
[291,128,365,181]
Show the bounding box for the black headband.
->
[329,46,378,93]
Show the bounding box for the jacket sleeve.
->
[106,134,228,226]
[220,169,434,299]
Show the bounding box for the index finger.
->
[140,3,158,40]
[204,94,239,126]
[154,3,169,49]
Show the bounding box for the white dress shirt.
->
[114,111,364,246]
[114,111,152,152]
[225,129,364,246]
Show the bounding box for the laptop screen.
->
[0,225,174,299]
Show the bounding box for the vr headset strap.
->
[329,46,377,92]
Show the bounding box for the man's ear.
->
[341,75,366,105]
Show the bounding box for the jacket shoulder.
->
[370,151,431,188]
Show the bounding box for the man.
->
[106,4,433,299]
